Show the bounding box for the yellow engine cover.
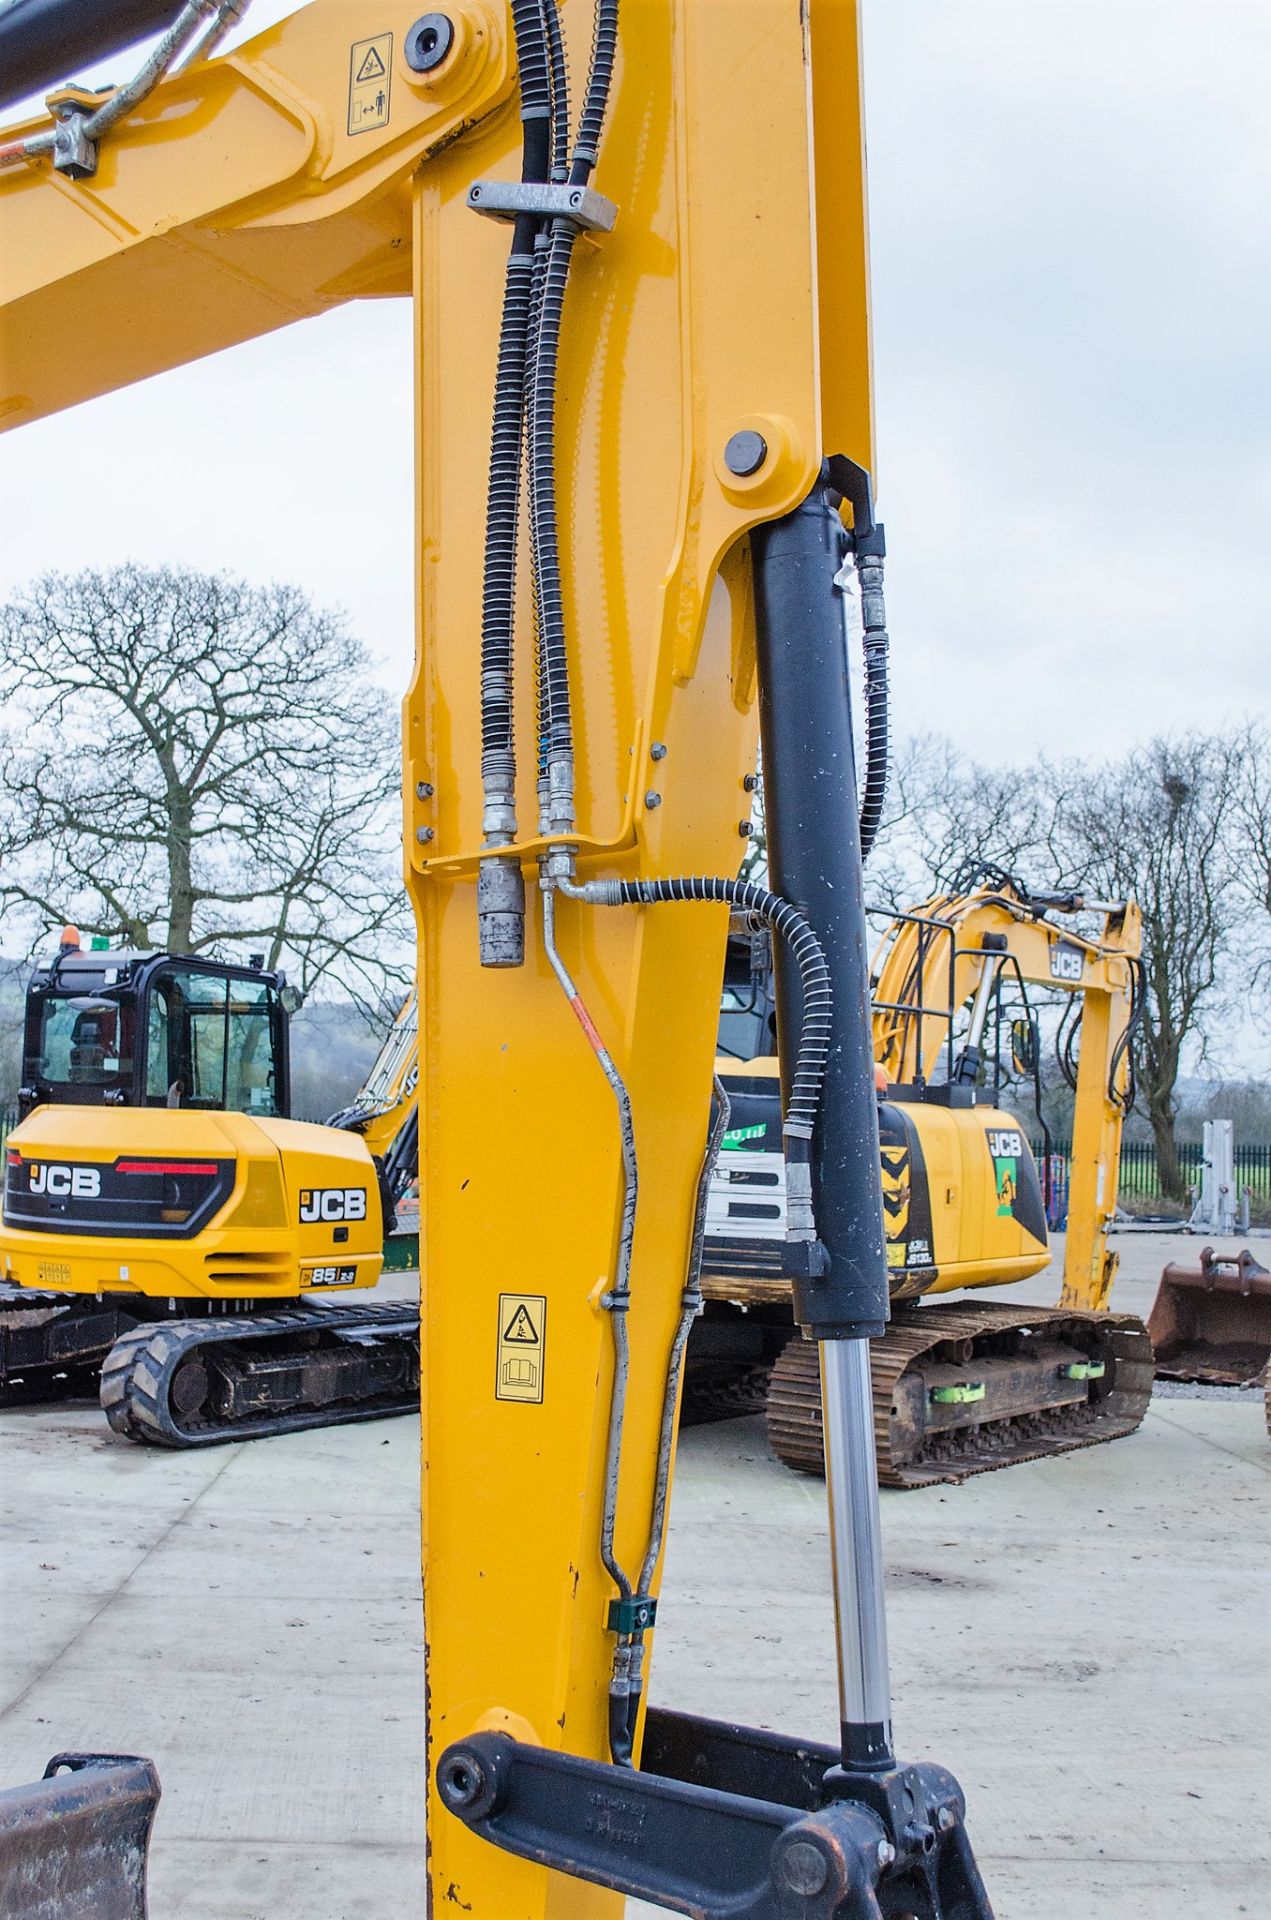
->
[884,1098,1050,1298]
[1,1107,384,1300]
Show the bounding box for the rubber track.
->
[99,1304,420,1448]
[766,1304,1155,1489]
[0,1284,72,1313]
[680,1361,771,1427]
[0,1285,121,1404]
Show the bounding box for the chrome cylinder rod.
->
[820,1336,893,1768]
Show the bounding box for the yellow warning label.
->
[348,34,392,136]
[496,1292,546,1404]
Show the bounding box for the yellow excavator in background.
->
[0,931,421,1440]
[0,0,1006,1912]
[700,869,1155,1485]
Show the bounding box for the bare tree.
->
[1231,721,1271,987]
[865,734,1058,917]
[857,728,1241,1199]
[1048,734,1236,1199]
[0,565,410,1009]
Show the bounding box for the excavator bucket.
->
[0,1754,159,1920]
[1147,1247,1271,1385]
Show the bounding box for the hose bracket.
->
[467,180,618,233]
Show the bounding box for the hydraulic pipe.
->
[0,0,184,111]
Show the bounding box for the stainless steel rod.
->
[820,1337,892,1756]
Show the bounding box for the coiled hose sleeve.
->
[569,875,831,1151]
[542,0,571,181]
[478,1,554,837]
[854,547,890,864]
[509,0,552,121]
[571,0,620,177]
[527,220,579,776]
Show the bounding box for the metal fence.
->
[2,1095,1269,1208]
[1032,1137,1271,1206]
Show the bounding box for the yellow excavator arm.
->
[0,4,1000,1915]
[325,985,419,1187]
[871,879,1143,1311]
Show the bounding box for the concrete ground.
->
[1,1234,1268,1918]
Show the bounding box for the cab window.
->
[36,993,133,1095]
[146,967,281,1114]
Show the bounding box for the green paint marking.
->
[722,1122,767,1149]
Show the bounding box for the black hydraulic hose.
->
[528,219,580,779]
[478,0,554,839]
[855,547,890,863]
[527,0,620,807]
[479,253,534,823]
[1056,995,1081,1092]
[1108,957,1144,1110]
[542,0,570,182]
[510,0,551,122]
[0,0,182,110]
[570,0,619,180]
[586,876,831,1154]
[381,1103,420,1204]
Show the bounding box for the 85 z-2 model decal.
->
[305,1265,358,1288]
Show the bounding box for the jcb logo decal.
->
[986,1129,1024,1160]
[29,1164,101,1198]
[1049,942,1084,983]
[299,1187,368,1224]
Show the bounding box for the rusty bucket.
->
[0,1754,159,1919]
[1147,1247,1271,1385]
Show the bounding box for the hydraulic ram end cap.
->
[0,0,188,113]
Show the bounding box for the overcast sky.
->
[1,1,1267,766]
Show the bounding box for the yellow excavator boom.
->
[0,3,1001,1913]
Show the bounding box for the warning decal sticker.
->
[496,1292,547,1404]
[348,34,392,136]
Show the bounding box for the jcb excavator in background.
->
[699,871,1155,1485]
[1,0,1002,1913]
[0,931,421,1442]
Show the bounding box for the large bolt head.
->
[723,429,768,477]
[438,1750,486,1809]
[406,12,454,71]
[778,1840,829,1897]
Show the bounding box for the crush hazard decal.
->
[496,1292,546,1404]
[348,33,392,135]
[985,1126,1047,1244]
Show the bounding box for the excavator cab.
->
[20,944,295,1120]
[716,924,777,1064]
[0,934,407,1446]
